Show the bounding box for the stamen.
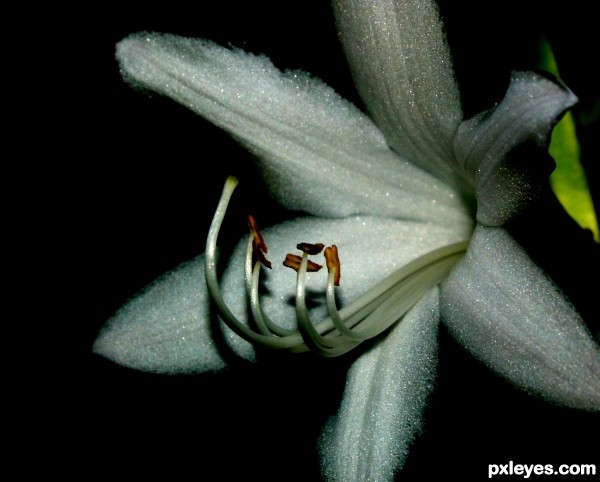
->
[246,236,295,337]
[324,245,368,342]
[247,214,272,269]
[206,176,469,357]
[294,251,362,356]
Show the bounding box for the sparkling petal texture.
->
[116,33,472,227]
[454,71,578,226]
[94,215,469,374]
[333,0,469,192]
[93,254,230,373]
[319,288,440,482]
[441,225,600,411]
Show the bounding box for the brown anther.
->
[283,254,323,273]
[297,242,325,255]
[324,245,341,286]
[247,214,272,269]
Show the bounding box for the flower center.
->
[205,176,468,356]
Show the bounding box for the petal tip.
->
[442,226,600,412]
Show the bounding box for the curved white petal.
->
[441,225,600,411]
[319,288,440,482]
[116,33,472,227]
[94,215,468,374]
[454,71,578,226]
[333,0,469,192]
[93,253,233,374]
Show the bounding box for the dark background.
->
[55,1,599,479]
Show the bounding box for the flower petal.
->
[333,0,468,191]
[454,71,578,226]
[93,253,239,374]
[319,288,440,482]
[94,215,467,374]
[441,225,600,411]
[116,33,472,227]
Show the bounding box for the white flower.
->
[95,0,600,480]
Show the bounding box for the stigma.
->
[205,176,468,357]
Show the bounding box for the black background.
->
[51,1,599,480]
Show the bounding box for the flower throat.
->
[206,176,468,356]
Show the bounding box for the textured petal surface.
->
[334,0,469,192]
[319,288,440,482]
[116,33,472,227]
[441,225,600,411]
[93,253,231,373]
[454,71,578,226]
[94,215,469,373]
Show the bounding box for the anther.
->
[297,242,325,255]
[324,245,341,286]
[284,253,323,272]
[247,214,272,269]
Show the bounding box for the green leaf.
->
[539,39,599,242]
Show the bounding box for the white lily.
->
[95,0,600,480]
